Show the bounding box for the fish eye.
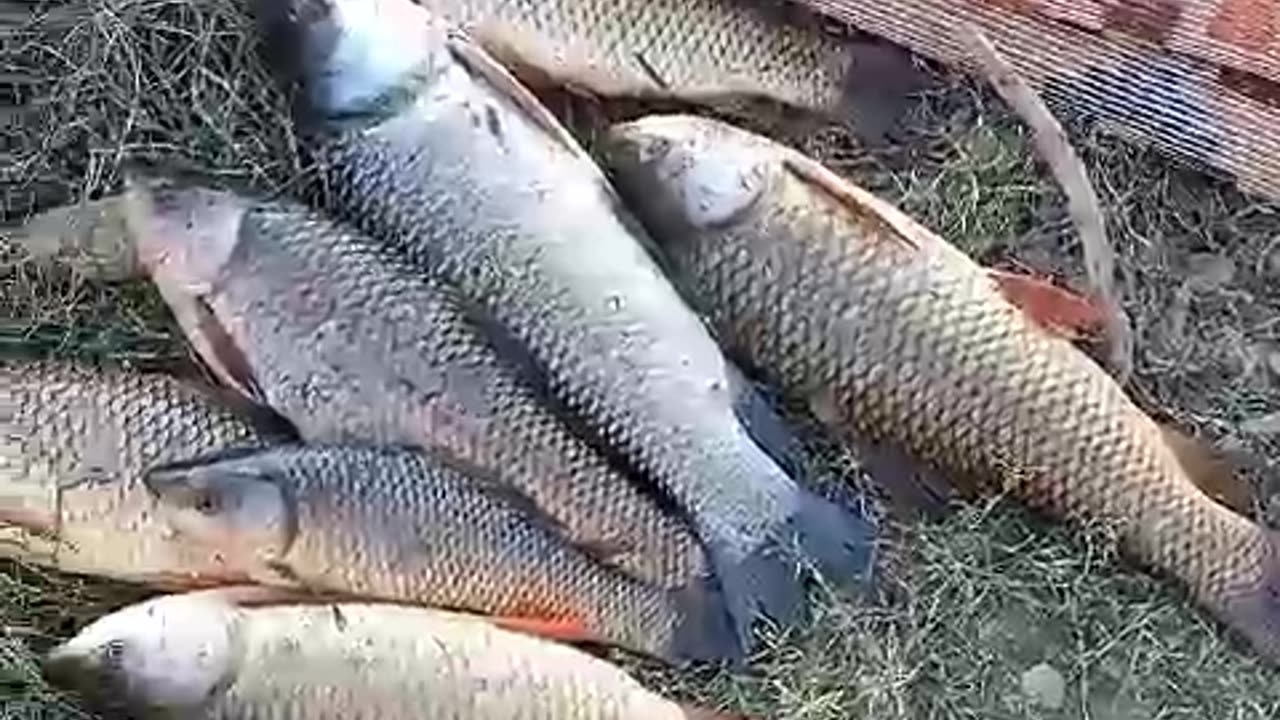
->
[193,489,222,515]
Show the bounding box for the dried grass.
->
[3,0,1280,717]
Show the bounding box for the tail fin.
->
[666,572,745,666]
[788,490,880,592]
[705,490,879,653]
[706,536,805,653]
[1216,530,1280,667]
[835,36,931,146]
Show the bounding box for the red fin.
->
[1157,422,1255,516]
[987,267,1108,341]
[679,705,753,720]
[488,614,597,643]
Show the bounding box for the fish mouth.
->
[42,644,123,708]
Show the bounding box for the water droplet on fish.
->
[605,294,624,312]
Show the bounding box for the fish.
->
[598,112,1280,665]
[263,0,882,124]
[1,195,142,282]
[0,357,288,587]
[42,590,748,720]
[251,0,880,647]
[121,165,715,602]
[141,444,736,664]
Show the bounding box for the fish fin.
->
[856,441,958,521]
[159,285,263,404]
[725,365,809,480]
[780,155,919,251]
[808,383,962,518]
[679,705,753,720]
[443,29,590,162]
[835,38,931,147]
[1216,529,1280,665]
[468,474,637,562]
[711,491,879,650]
[488,614,598,644]
[987,267,1108,341]
[666,572,745,665]
[1156,422,1255,517]
[787,491,880,591]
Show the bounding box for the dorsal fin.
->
[780,154,921,252]
[444,29,590,163]
[467,472,637,565]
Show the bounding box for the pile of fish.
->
[4,0,1279,716]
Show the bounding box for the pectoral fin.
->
[1157,422,1256,517]
[987,266,1107,341]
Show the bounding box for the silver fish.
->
[252,0,879,647]
[42,591,748,719]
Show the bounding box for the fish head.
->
[42,593,241,715]
[252,0,452,124]
[602,114,774,240]
[121,161,249,298]
[143,449,297,570]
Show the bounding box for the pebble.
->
[1020,662,1066,711]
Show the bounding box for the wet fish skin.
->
[405,0,855,116]
[121,166,711,596]
[600,113,1280,665]
[43,591,744,720]
[142,444,737,664]
[0,358,285,586]
[253,0,880,647]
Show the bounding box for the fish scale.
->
[143,445,732,663]
[43,594,735,719]
[0,358,282,584]
[414,0,851,112]
[602,114,1280,665]
[124,172,713,597]
[254,0,881,646]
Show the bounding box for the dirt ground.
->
[4,1,1280,718]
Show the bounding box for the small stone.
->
[1021,662,1066,711]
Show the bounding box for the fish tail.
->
[663,571,744,665]
[1218,529,1280,664]
[833,37,930,144]
[703,534,807,651]
[787,489,880,592]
